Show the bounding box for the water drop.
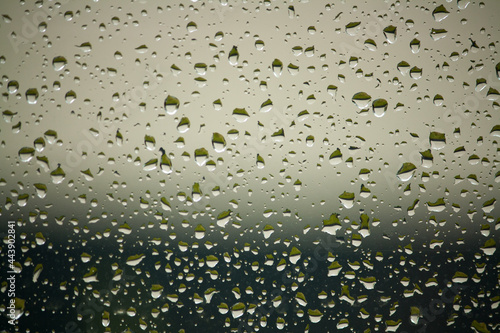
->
[256,154,265,169]
[339,191,355,209]
[432,5,449,22]
[307,309,324,322]
[352,92,371,109]
[195,224,206,239]
[480,239,496,256]
[76,42,92,52]
[429,132,446,150]
[34,183,48,198]
[50,163,66,184]
[383,25,397,43]
[410,38,420,53]
[33,137,45,152]
[272,59,283,77]
[255,40,265,50]
[7,80,19,93]
[212,133,227,152]
[194,148,209,166]
[9,298,25,321]
[420,149,433,168]
[457,0,470,10]
[232,108,250,123]
[164,95,180,115]
[409,66,422,79]
[426,198,445,212]
[372,99,388,117]
[345,22,361,36]
[231,303,245,319]
[26,88,39,104]
[228,46,239,65]
[397,61,410,76]
[194,63,207,75]
[329,149,343,165]
[52,56,67,71]
[490,125,500,137]
[134,44,148,53]
[364,39,377,51]
[65,90,76,104]
[44,130,58,144]
[187,21,197,33]
[260,99,273,113]
[18,147,35,162]
[396,162,416,181]
[177,117,190,133]
[430,28,447,41]
[192,183,203,202]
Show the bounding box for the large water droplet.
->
[409,66,423,79]
[159,148,173,174]
[212,132,227,152]
[396,162,416,181]
[194,148,209,166]
[429,132,446,150]
[76,42,92,52]
[52,56,67,71]
[256,154,265,169]
[345,21,361,36]
[272,59,283,77]
[410,38,420,53]
[187,21,197,33]
[352,92,371,109]
[26,88,39,104]
[432,5,449,22]
[232,108,250,123]
[143,157,158,171]
[260,99,273,113]
[33,137,45,152]
[44,130,58,144]
[164,95,180,115]
[339,191,354,209]
[134,44,148,53]
[18,147,35,162]
[383,25,397,43]
[65,90,76,104]
[177,117,190,133]
[34,183,47,198]
[144,135,156,151]
[228,46,239,65]
[50,164,66,184]
[329,149,343,165]
[7,80,19,93]
[372,99,388,117]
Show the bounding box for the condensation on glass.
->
[0,0,499,332]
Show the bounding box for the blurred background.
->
[0,0,499,332]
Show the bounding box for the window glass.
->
[1,1,499,332]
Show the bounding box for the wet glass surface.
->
[0,1,499,332]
